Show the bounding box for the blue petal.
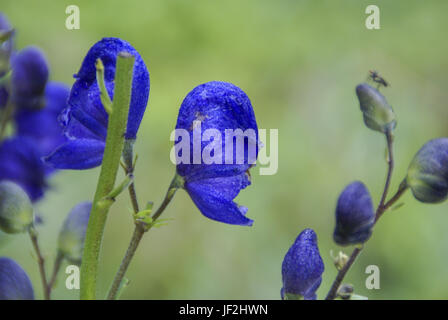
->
[281,229,325,299]
[0,137,47,202]
[73,37,150,139]
[44,139,105,170]
[14,82,69,156]
[175,81,259,181]
[11,46,49,109]
[185,173,253,226]
[0,257,34,300]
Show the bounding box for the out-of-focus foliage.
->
[1,0,448,299]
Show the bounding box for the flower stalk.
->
[80,52,135,300]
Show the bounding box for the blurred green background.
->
[1,0,448,299]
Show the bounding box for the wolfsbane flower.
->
[175,81,259,226]
[0,257,34,300]
[281,229,324,300]
[45,37,150,169]
[333,181,375,246]
[58,201,91,265]
[407,138,448,203]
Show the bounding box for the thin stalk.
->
[46,251,64,299]
[80,52,135,300]
[28,227,49,300]
[325,131,408,300]
[106,175,181,300]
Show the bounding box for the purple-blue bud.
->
[407,138,448,203]
[281,229,324,300]
[58,202,91,264]
[0,257,34,300]
[334,181,375,246]
[11,46,49,109]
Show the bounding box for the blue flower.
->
[407,138,448,203]
[0,257,34,300]
[14,82,69,156]
[281,229,324,300]
[45,37,150,170]
[175,81,259,226]
[58,201,91,265]
[0,12,13,109]
[334,181,375,246]
[11,46,49,110]
[0,137,48,202]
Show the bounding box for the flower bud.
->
[0,257,34,300]
[356,83,396,133]
[334,181,375,246]
[281,229,324,300]
[58,202,91,264]
[406,138,448,203]
[0,181,34,234]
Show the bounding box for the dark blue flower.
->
[0,136,48,202]
[175,81,259,226]
[333,181,375,246]
[0,12,13,109]
[0,257,34,300]
[281,229,324,300]
[14,82,69,156]
[58,201,91,265]
[45,37,150,170]
[407,138,448,203]
[11,46,49,109]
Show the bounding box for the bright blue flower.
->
[11,46,49,109]
[14,82,69,156]
[175,81,259,226]
[45,37,150,170]
[281,229,324,300]
[334,181,375,246]
[0,257,34,300]
[407,138,448,203]
[0,137,48,202]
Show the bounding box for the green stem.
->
[80,52,135,300]
[106,174,182,300]
[46,251,64,299]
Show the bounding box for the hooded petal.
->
[14,82,69,156]
[333,181,375,246]
[45,139,105,170]
[175,81,259,181]
[0,257,34,300]
[0,137,47,202]
[281,229,324,300]
[11,46,49,109]
[185,172,253,226]
[71,37,150,139]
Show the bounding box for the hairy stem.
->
[325,131,407,300]
[28,227,49,300]
[80,52,135,300]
